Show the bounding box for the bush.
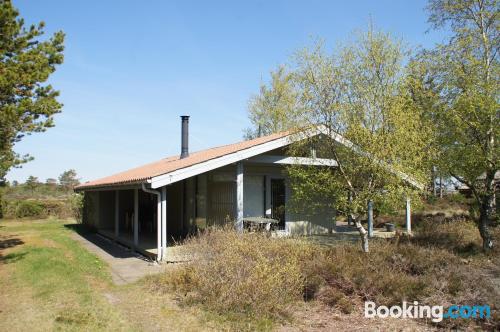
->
[412,219,482,255]
[2,198,79,220]
[13,200,46,218]
[69,193,84,222]
[152,227,315,319]
[150,223,499,330]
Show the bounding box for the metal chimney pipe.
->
[180,115,190,159]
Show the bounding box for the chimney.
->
[180,115,190,159]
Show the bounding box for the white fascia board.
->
[249,155,338,167]
[150,129,318,189]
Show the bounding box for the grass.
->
[0,218,275,331]
[0,218,128,331]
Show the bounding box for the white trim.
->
[249,155,338,167]
[150,130,312,189]
[161,187,167,260]
[236,162,244,232]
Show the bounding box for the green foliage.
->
[58,169,80,189]
[11,200,45,218]
[266,27,430,220]
[244,66,303,139]
[3,197,80,220]
[0,0,65,181]
[0,188,4,218]
[25,175,39,193]
[69,193,84,222]
[414,0,499,248]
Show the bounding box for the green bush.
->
[69,193,84,222]
[2,198,80,220]
[14,200,46,218]
[447,192,470,205]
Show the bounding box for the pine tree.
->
[0,0,65,181]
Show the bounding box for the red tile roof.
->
[75,131,290,190]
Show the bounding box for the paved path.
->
[71,232,165,285]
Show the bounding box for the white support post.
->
[161,186,167,261]
[156,191,162,262]
[114,190,119,239]
[406,197,411,235]
[236,162,244,232]
[134,188,139,248]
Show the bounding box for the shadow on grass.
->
[64,223,138,260]
[0,236,26,264]
[0,237,24,249]
[1,251,27,264]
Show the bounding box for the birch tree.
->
[244,66,302,139]
[418,0,499,249]
[247,29,431,252]
[287,30,430,252]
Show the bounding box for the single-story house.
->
[75,116,420,261]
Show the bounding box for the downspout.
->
[141,183,162,262]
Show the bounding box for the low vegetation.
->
[151,217,499,330]
[0,173,83,220]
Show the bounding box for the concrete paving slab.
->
[70,232,165,285]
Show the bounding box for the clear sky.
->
[8,0,447,183]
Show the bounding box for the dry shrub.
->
[158,227,315,319]
[303,241,453,306]
[316,286,354,313]
[152,223,498,329]
[412,219,482,255]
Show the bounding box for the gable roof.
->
[75,131,292,190]
[75,126,425,191]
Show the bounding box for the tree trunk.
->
[352,215,369,253]
[479,193,495,250]
[439,176,443,198]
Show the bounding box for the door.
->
[271,179,286,229]
[244,175,265,217]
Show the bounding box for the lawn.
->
[0,218,227,331]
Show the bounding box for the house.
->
[75,116,420,261]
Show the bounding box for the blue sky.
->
[8,0,447,183]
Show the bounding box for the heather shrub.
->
[412,219,482,255]
[151,222,498,329]
[155,227,315,318]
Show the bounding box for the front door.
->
[271,179,286,230]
